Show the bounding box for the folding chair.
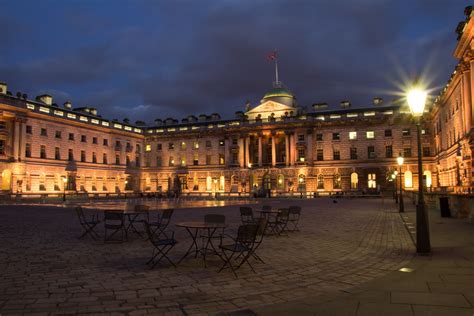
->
[149,208,174,238]
[240,206,258,224]
[75,206,100,240]
[125,205,150,237]
[144,221,178,268]
[218,224,259,278]
[262,205,272,211]
[251,217,268,263]
[267,208,290,236]
[104,211,126,243]
[287,206,302,232]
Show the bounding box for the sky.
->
[0,0,470,124]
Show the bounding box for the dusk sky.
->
[0,0,470,124]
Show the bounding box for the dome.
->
[261,86,296,107]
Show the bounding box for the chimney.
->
[373,97,383,105]
[198,114,207,122]
[0,82,7,95]
[36,94,53,105]
[64,101,72,109]
[340,100,351,108]
[90,108,97,116]
[312,102,328,110]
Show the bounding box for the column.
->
[12,120,20,161]
[271,135,276,167]
[245,136,250,168]
[19,121,26,161]
[224,137,230,166]
[290,134,296,166]
[307,131,313,163]
[238,137,244,168]
[285,134,290,166]
[258,135,262,167]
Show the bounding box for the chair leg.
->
[218,250,238,278]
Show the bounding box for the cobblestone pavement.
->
[0,198,414,315]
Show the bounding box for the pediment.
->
[245,101,295,120]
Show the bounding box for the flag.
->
[266,51,277,61]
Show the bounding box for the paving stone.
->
[412,305,474,316]
[391,291,471,308]
[357,302,413,316]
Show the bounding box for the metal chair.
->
[104,211,126,243]
[144,221,178,268]
[125,205,150,237]
[262,205,272,211]
[240,206,257,225]
[267,208,290,236]
[218,224,259,278]
[287,206,302,232]
[75,206,100,240]
[149,208,174,238]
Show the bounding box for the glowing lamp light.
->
[62,178,67,183]
[407,89,427,117]
[391,174,396,180]
[299,157,305,162]
[298,177,303,183]
[278,178,283,184]
[394,170,398,175]
[247,163,252,168]
[397,155,404,166]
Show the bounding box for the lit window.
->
[349,131,357,140]
[404,171,413,188]
[366,131,374,139]
[193,141,199,149]
[368,173,376,188]
[181,142,186,150]
[350,173,358,189]
[145,144,151,152]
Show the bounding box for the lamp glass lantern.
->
[407,89,427,117]
[397,155,404,166]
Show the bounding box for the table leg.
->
[177,227,199,264]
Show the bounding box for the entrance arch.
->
[1,169,11,191]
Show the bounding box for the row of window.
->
[299,146,430,161]
[145,140,227,152]
[153,154,226,167]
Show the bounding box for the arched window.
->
[423,170,432,188]
[317,174,324,189]
[206,176,212,191]
[404,171,413,188]
[368,173,376,189]
[277,174,285,189]
[219,175,225,191]
[333,174,341,189]
[350,172,358,189]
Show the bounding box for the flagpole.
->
[275,57,279,85]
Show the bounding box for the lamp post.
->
[407,87,431,254]
[391,172,397,203]
[397,154,404,212]
[62,177,68,202]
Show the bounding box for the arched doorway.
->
[1,169,11,191]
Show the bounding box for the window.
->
[402,129,411,137]
[404,171,413,188]
[69,133,74,141]
[193,141,199,149]
[333,150,340,160]
[145,144,151,152]
[126,156,130,166]
[316,149,324,161]
[424,170,432,188]
[26,125,32,134]
[232,138,238,145]
[317,174,324,189]
[103,154,107,164]
[206,155,212,165]
[92,137,97,144]
[115,155,120,165]
[422,147,430,157]
[41,128,47,136]
[156,156,162,167]
[68,149,74,161]
[368,173,376,188]
[180,156,186,166]
[219,154,225,165]
[81,135,86,142]
[316,133,323,141]
[232,152,238,164]
[169,157,175,166]
[0,140,5,155]
[350,147,357,159]
[333,174,341,189]
[40,145,46,159]
[297,134,305,142]
[385,145,393,158]
[103,139,108,146]
[0,121,4,130]
[193,154,199,165]
[206,140,212,148]
[55,131,61,139]
[298,149,305,162]
[332,133,340,140]
[421,129,428,135]
[366,131,374,139]
[81,151,86,162]
[169,143,174,150]
[219,140,225,146]
[92,152,97,163]
[384,129,392,137]
[55,147,60,160]
[403,148,412,158]
[368,146,375,158]
[350,173,358,189]
[181,142,186,150]
[25,143,31,157]
[349,131,357,140]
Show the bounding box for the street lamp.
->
[391,172,397,203]
[407,86,431,254]
[62,177,68,202]
[397,154,404,213]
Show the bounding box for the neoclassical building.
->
[0,6,473,197]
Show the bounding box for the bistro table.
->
[256,209,284,235]
[176,221,227,267]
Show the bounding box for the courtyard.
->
[0,198,414,315]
